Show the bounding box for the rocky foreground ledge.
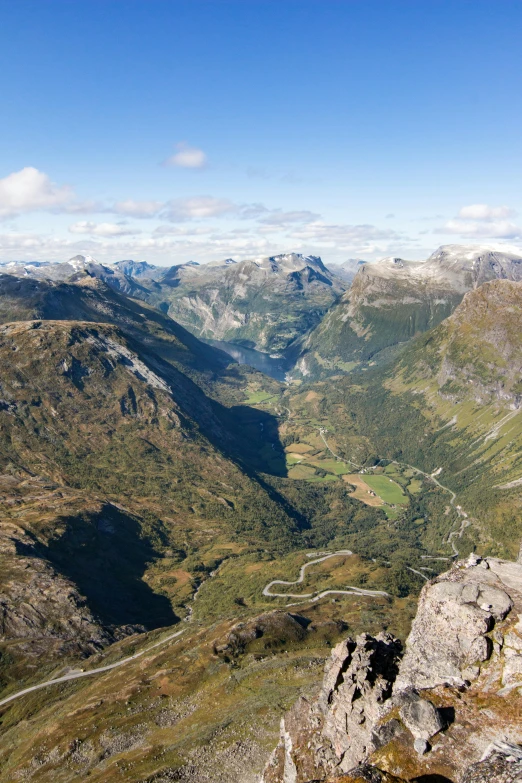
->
[261,555,522,783]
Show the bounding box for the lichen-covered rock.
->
[261,556,522,783]
[395,564,513,690]
[327,765,406,783]
[261,633,403,782]
[397,694,443,741]
[461,742,522,783]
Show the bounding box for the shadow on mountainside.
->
[224,404,287,477]
[16,504,178,631]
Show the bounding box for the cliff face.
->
[262,554,522,783]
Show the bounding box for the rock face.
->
[0,547,114,655]
[319,634,401,773]
[261,555,522,782]
[395,558,513,691]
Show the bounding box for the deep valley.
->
[0,245,521,782]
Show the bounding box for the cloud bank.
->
[0,167,73,218]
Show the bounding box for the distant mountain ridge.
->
[3,243,522,377]
[137,252,346,354]
[0,252,347,355]
[292,244,522,379]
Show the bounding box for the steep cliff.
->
[262,554,522,782]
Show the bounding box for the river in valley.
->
[205,339,294,381]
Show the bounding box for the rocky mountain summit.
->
[261,554,522,782]
[123,252,346,354]
[294,244,522,379]
[0,252,347,355]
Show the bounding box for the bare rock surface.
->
[261,555,522,783]
[0,522,114,656]
[395,564,513,690]
[461,742,522,783]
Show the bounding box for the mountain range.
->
[4,253,346,355]
[292,244,522,378]
[1,243,522,782]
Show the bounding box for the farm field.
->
[343,474,384,506]
[363,474,408,505]
[306,458,352,475]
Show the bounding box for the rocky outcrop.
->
[213,611,309,658]
[395,554,514,690]
[461,742,522,783]
[261,555,522,782]
[262,633,405,782]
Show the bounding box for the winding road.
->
[262,549,390,602]
[0,628,185,710]
[0,429,469,712]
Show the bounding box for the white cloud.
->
[0,220,422,266]
[290,221,401,246]
[161,196,235,221]
[439,218,521,239]
[165,142,207,169]
[438,203,520,239]
[281,221,413,260]
[153,224,214,236]
[69,221,140,237]
[238,203,270,220]
[458,203,515,220]
[0,230,280,266]
[114,199,163,218]
[0,167,73,218]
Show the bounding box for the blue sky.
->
[0,0,521,265]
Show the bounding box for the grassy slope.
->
[293,270,461,379]
[0,272,269,406]
[285,280,522,559]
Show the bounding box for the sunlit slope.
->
[295,279,522,557]
[385,279,522,552]
[293,245,522,379]
[0,272,267,406]
[0,319,296,542]
[0,320,300,660]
